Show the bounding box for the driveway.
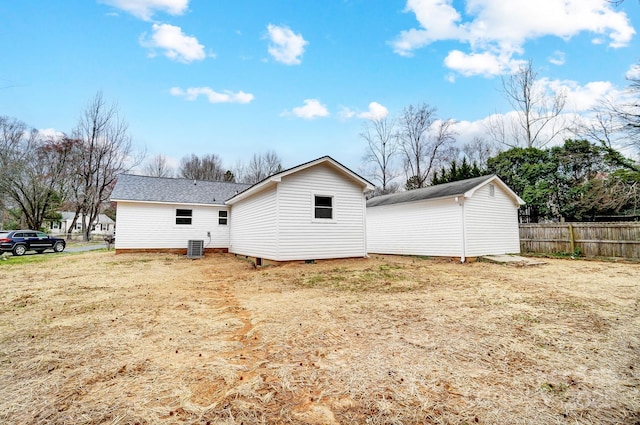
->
[65,243,106,253]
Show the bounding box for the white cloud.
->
[266,24,308,65]
[391,0,465,57]
[358,102,389,120]
[537,78,622,112]
[444,50,524,76]
[281,99,329,119]
[337,102,389,120]
[391,0,635,76]
[626,63,640,80]
[100,0,188,21]
[338,106,356,120]
[170,87,254,104]
[140,23,206,63]
[38,128,64,139]
[548,51,566,66]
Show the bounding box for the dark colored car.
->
[0,230,66,256]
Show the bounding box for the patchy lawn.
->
[0,252,638,424]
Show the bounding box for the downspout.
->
[275,183,280,261]
[457,196,466,263]
[362,191,368,258]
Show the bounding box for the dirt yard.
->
[0,252,638,424]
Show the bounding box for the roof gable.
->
[366,175,525,208]
[110,174,251,205]
[226,156,374,205]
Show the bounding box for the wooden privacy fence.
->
[519,222,640,259]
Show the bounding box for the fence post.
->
[568,223,575,253]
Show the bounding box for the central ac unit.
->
[187,240,204,259]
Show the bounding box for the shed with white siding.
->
[226,156,374,262]
[366,175,525,261]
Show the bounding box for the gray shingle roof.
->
[110,174,251,205]
[366,175,497,207]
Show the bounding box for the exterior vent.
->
[187,240,204,259]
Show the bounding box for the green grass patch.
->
[0,254,56,267]
[0,249,108,267]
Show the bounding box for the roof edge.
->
[226,156,374,205]
[463,175,525,205]
[110,199,228,207]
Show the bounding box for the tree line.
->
[361,61,640,222]
[142,150,283,185]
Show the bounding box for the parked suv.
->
[0,230,66,256]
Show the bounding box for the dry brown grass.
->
[0,252,638,424]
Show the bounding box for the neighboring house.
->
[110,175,250,252]
[226,156,374,262]
[366,175,525,261]
[110,156,374,261]
[48,211,115,236]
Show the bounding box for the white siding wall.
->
[463,184,521,256]
[276,164,367,260]
[367,198,463,257]
[228,187,278,259]
[114,202,230,249]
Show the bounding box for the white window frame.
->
[311,193,336,223]
[489,184,495,197]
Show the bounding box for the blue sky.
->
[1,0,638,174]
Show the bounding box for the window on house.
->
[176,209,192,225]
[489,184,495,197]
[314,195,333,219]
[218,210,228,225]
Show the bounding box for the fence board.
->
[519,222,640,259]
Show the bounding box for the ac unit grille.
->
[187,240,204,259]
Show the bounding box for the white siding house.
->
[227,157,374,261]
[110,157,374,259]
[48,211,115,236]
[110,175,250,253]
[366,175,524,261]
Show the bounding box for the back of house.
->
[110,156,373,260]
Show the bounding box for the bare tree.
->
[489,60,568,148]
[237,151,283,184]
[575,75,639,171]
[71,92,142,241]
[179,153,226,181]
[398,103,457,189]
[611,71,640,154]
[0,117,75,230]
[462,136,499,169]
[143,154,174,177]
[361,116,399,194]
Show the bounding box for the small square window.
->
[176,209,192,225]
[314,195,333,219]
[218,210,228,225]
